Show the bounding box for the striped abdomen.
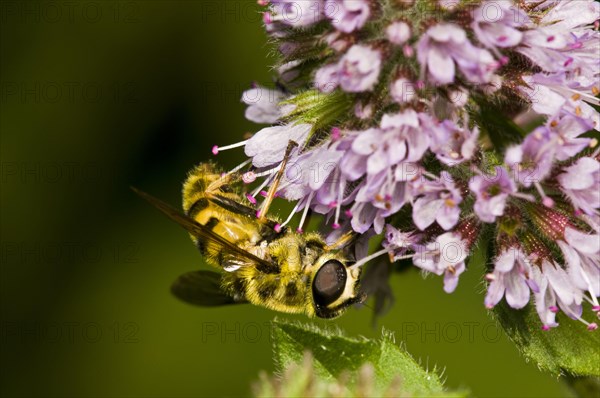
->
[182,163,261,259]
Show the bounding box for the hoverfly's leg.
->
[203,158,254,195]
[258,140,298,222]
[205,169,234,194]
[325,231,356,251]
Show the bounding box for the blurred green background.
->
[0,1,565,397]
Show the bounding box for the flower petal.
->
[495,250,517,273]
[485,274,506,308]
[565,228,600,255]
[504,271,530,309]
[427,47,455,84]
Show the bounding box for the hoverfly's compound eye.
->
[312,260,347,306]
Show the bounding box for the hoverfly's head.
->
[310,253,365,319]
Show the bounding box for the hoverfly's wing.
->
[131,187,279,274]
[171,270,247,306]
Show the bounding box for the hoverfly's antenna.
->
[258,140,298,222]
[325,231,356,251]
[357,300,376,314]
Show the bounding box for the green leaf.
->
[563,375,600,398]
[269,319,466,397]
[494,303,600,377]
[471,95,527,152]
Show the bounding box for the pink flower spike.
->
[332,223,341,229]
[274,224,282,233]
[245,193,257,205]
[212,145,219,155]
[587,323,598,331]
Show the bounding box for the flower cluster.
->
[213,0,600,330]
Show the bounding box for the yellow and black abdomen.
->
[182,162,228,219]
[182,163,260,262]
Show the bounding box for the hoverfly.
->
[133,142,365,318]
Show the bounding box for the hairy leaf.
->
[494,302,600,377]
[563,375,600,398]
[268,319,466,397]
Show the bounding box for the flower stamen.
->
[211,139,249,155]
[296,191,315,234]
